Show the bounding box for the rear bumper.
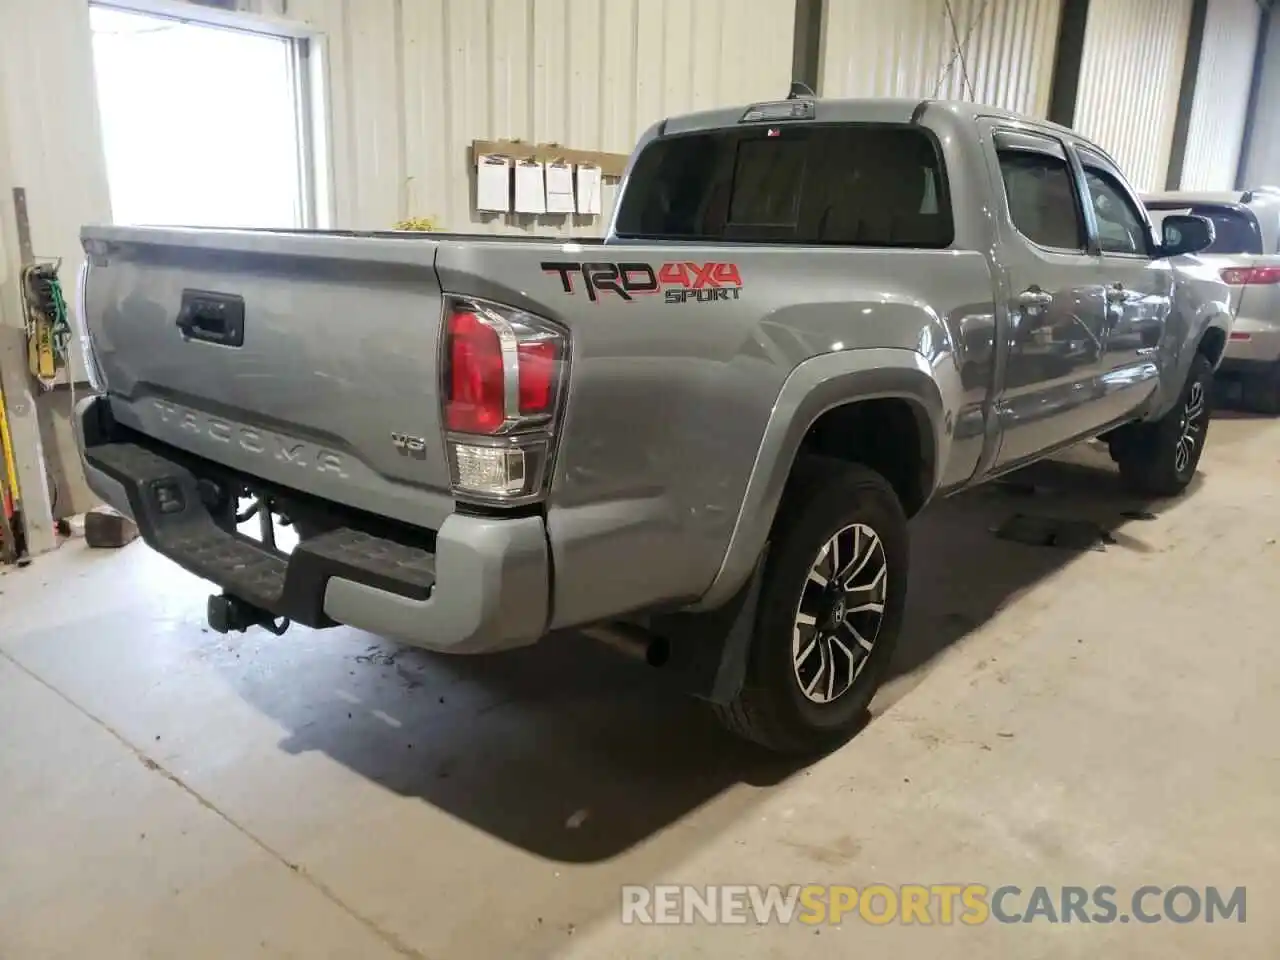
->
[1216,356,1279,379]
[1223,316,1280,364]
[73,395,550,653]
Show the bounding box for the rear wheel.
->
[1241,361,1280,415]
[713,457,909,755]
[1109,353,1213,497]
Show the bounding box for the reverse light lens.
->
[452,443,527,496]
[446,309,505,434]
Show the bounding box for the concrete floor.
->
[2,410,1278,959]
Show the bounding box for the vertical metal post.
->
[1047,0,1093,128]
[791,0,824,94]
[1165,0,1209,190]
[0,182,58,557]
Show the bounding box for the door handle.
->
[1105,283,1128,303]
[176,290,245,347]
[1016,288,1053,307]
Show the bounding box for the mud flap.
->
[641,548,768,704]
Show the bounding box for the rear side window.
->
[614,124,952,247]
[997,150,1085,251]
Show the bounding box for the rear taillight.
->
[1220,265,1280,286]
[445,309,506,433]
[442,297,567,502]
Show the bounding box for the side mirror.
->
[1159,214,1215,257]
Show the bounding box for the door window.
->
[1083,168,1151,256]
[997,151,1086,252]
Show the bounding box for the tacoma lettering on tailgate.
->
[152,398,349,478]
[540,261,743,304]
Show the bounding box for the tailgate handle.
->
[177,290,245,347]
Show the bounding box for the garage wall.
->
[1072,0,1193,190]
[0,0,113,523]
[1240,10,1280,189]
[817,0,1062,117]
[287,0,796,233]
[1179,0,1262,191]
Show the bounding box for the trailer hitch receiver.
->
[207,593,291,636]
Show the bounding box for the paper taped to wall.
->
[476,154,511,212]
[546,161,575,214]
[576,164,602,215]
[514,159,547,214]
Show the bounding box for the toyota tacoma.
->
[74,97,1231,753]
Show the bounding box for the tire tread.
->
[1112,353,1213,498]
[713,456,907,754]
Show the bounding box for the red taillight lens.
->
[441,299,568,501]
[1221,265,1280,286]
[446,309,505,434]
[517,340,558,415]
[444,301,565,436]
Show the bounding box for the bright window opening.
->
[90,4,317,228]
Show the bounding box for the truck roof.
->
[659,96,1105,160]
[1144,189,1280,208]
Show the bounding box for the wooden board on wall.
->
[470,140,630,179]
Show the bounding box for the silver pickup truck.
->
[74,97,1230,754]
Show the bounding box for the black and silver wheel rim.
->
[792,523,889,705]
[1176,380,1206,475]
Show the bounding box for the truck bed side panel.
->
[436,242,997,626]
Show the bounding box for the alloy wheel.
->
[792,522,889,705]
[1176,380,1206,475]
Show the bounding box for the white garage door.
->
[1073,0,1194,191]
[818,0,1063,118]
[1180,0,1264,190]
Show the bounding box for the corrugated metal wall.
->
[1180,0,1261,191]
[287,0,797,233]
[1240,9,1280,189]
[1072,0,1192,191]
[817,0,1062,117]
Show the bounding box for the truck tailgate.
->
[81,226,455,529]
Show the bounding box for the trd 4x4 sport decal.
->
[540,261,743,304]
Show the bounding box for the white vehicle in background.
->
[1145,188,1280,413]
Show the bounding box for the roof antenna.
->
[787,81,816,100]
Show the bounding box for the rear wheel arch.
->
[1198,324,1228,367]
[797,396,936,518]
[693,351,947,612]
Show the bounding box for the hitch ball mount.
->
[206,593,291,636]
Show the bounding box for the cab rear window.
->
[614,124,952,247]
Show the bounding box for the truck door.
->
[980,124,1109,469]
[1074,146,1171,420]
